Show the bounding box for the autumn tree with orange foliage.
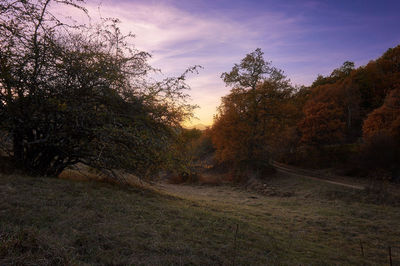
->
[211,49,294,178]
[294,46,400,173]
[212,45,400,180]
[299,100,346,145]
[360,88,400,180]
[343,46,400,139]
[298,61,356,146]
[363,87,400,140]
[299,44,400,146]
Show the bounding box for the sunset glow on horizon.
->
[60,0,400,126]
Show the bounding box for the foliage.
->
[360,88,400,180]
[363,88,400,140]
[358,134,400,181]
[213,45,400,177]
[0,0,196,179]
[311,61,355,88]
[192,128,215,159]
[299,96,346,145]
[167,128,202,182]
[299,61,355,146]
[290,46,400,172]
[212,49,294,178]
[166,128,216,183]
[299,46,400,145]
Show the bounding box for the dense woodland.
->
[210,47,400,182]
[0,0,399,183]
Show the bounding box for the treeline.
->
[1,0,398,183]
[210,47,400,181]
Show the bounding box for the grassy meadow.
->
[1,171,399,265]
[1,1,400,265]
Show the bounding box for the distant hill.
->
[186,123,208,130]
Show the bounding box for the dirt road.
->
[271,161,365,190]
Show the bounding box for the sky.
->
[57,0,400,125]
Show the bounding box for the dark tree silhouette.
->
[0,0,197,179]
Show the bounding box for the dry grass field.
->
[1,171,399,265]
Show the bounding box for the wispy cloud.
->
[79,1,308,124]
[52,0,400,125]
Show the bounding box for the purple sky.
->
[65,0,400,125]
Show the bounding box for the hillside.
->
[1,173,399,265]
[186,123,208,130]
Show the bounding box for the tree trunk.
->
[13,130,24,168]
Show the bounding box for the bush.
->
[359,134,400,182]
[0,0,196,180]
[0,156,15,175]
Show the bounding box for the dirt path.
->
[271,161,365,190]
[155,182,263,207]
[152,162,367,209]
[154,173,364,210]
